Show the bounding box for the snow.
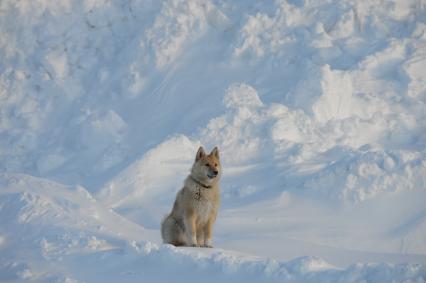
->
[1,0,426,282]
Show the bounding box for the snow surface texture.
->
[1,0,426,282]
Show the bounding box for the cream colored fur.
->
[161,146,221,247]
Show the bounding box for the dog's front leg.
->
[203,218,215,248]
[184,209,197,247]
[196,228,205,246]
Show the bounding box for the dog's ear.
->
[196,146,206,161]
[210,147,220,159]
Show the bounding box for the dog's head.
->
[191,146,221,184]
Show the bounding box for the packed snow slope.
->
[1,0,426,282]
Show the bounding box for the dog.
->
[161,146,221,248]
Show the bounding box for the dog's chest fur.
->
[188,186,218,224]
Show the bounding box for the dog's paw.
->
[190,244,199,248]
[203,239,213,248]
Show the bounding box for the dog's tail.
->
[160,213,169,241]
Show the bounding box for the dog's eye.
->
[214,163,217,167]
[205,163,209,167]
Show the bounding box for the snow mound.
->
[1,173,425,282]
[301,149,426,202]
[98,135,198,209]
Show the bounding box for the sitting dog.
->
[161,146,221,247]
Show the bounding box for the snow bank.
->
[1,173,425,282]
[98,135,199,209]
[1,0,424,189]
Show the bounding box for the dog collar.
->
[190,176,212,189]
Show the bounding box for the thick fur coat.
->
[161,146,221,247]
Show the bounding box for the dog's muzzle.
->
[208,170,219,179]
